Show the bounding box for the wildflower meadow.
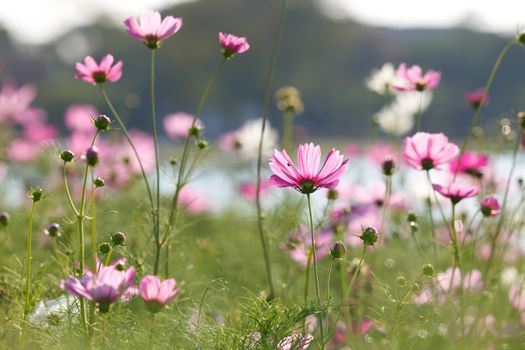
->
[1,1,525,349]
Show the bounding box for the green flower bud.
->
[0,212,9,228]
[360,226,379,246]
[111,231,127,246]
[422,264,435,277]
[28,187,44,202]
[94,115,111,131]
[44,223,61,238]
[330,241,346,259]
[197,140,208,150]
[93,177,105,187]
[189,126,201,137]
[98,242,111,255]
[327,189,338,201]
[396,276,407,287]
[85,146,99,167]
[60,150,75,162]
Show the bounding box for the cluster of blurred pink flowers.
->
[0,80,58,163]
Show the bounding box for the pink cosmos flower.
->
[75,54,123,85]
[239,180,269,201]
[61,263,135,312]
[124,10,183,49]
[177,186,208,214]
[278,333,313,350]
[139,275,181,312]
[7,139,40,162]
[284,227,333,267]
[465,88,488,109]
[219,32,250,58]
[21,123,58,142]
[0,81,37,124]
[366,142,399,167]
[395,63,441,91]
[432,181,480,204]
[480,195,501,218]
[269,143,349,194]
[65,104,98,132]
[509,284,525,310]
[402,132,459,171]
[163,112,203,141]
[449,151,489,178]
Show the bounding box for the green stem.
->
[99,86,155,217]
[304,249,312,304]
[415,91,423,132]
[344,246,367,302]
[484,131,521,277]
[162,59,226,275]
[77,132,99,331]
[23,201,36,319]
[379,175,392,238]
[306,193,324,346]
[450,204,462,271]
[454,40,516,180]
[255,0,289,299]
[149,49,162,276]
[63,165,79,217]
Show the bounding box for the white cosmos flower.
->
[375,91,433,136]
[365,63,399,95]
[29,295,78,326]
[235,118,278,160]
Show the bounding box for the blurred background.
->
[0,0,524,139]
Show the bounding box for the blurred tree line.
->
[0,0,524,139]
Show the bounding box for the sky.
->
[0,0,524,44]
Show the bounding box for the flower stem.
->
[161,58,225,275]
[450,204,462,271]
[306,193,325,345]
[379,174,392,238]
[454,40,516,179]
[149,49,162,276]
[255,0,289,299]
[77,131,99,331]
[99,86,156,243]
[344,246,367,303]
[23,201,36,319]
[415,91,423,132]
[484,131,521,277]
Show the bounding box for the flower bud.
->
[189,126,201,137]
[98,242,111,255]
[0,212,9,228]
[85,146,99,167]
[29,187,44,202]
[111,231,127,246]
[327,189,338,201]
[197,140,208,150]
[93,177,105,187]
[518,111,525,130]
[518,32,525,45]
[44,223,61,238]
[411,282,421,293]
[360,226,379,246]
[94,115,111,131]
[330,241,346,259]
[382,157,395,176]
[396,276,407,287]
[422,264,435,277]
[60,150,75,162]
